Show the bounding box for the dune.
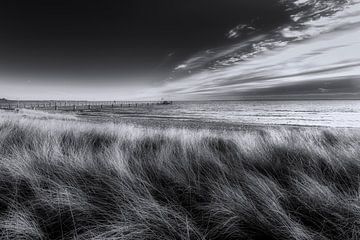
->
[0,113,359,239]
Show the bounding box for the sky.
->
[0,0,359,100]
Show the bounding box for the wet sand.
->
[72,107,324,132]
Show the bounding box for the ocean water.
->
[142,100,360,128]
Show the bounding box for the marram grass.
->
[0,115,360,240]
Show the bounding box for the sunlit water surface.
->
[139,101,360,128]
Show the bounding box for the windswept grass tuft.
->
[0,115,359,239]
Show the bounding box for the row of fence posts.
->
[0,101,164,111]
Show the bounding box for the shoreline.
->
[1,108,359,132]
[75,112,357,132]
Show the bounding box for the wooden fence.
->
[0,101,172,111]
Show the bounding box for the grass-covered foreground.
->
[0,113,360,239]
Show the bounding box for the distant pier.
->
[0,100,173,111]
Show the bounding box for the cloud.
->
[155,1,360,100]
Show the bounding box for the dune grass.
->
[0,113,360,239]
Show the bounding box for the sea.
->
[132,100,360,128]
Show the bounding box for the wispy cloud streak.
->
[153,0,360,100]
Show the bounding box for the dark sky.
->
[1,0,357,100]
[0,0,293,99]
